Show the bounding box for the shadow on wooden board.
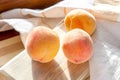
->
[32,60,67,80]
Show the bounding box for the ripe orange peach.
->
[62,29,93,64]
[64,9,96,35]
[25,26,60,63]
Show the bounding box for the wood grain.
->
[0,36,24,67]
[0,0,61,13]
[1,50,89,80]
[0,29,19,41]
[0,70,14,80]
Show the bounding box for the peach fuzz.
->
[25,26,60,63]
[62,29,93,64]
[64,9,96,35]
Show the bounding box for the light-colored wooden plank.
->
[0,36,24,67]
[2,50,89,80]
[0,41,24,57]
[0,48,23,67]
[0,70,14,80]
[0,36,21,49]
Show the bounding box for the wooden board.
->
[0,36,24,67]
[0,0,61,13]
[1,50,89,80]
[0,70,14,80]
[0,23,90,80]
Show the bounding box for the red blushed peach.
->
[62,29,93,64]
[25,26,60,63]
[64,9,96,35]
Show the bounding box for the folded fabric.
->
[0,0,120,32]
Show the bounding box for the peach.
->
[25,26,60,63]
[62,29,93,64]
[64,9,96,35]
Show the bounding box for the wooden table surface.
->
[0,30,24,67]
